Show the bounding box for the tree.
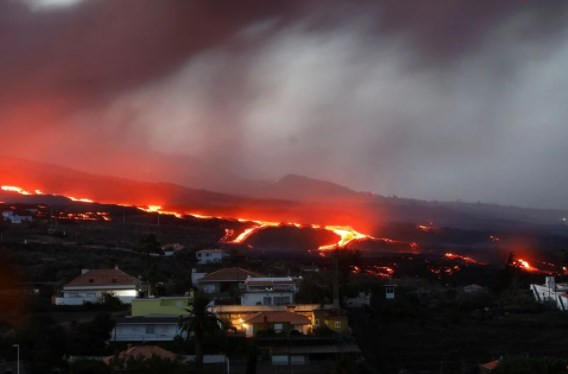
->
[177,290,223,370]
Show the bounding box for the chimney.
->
[81,269,89,275]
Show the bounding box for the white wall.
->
[111,323,183,342]
[531,284,568,311]
[241,292,294,306]
[56,289,138,305]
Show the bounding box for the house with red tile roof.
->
[54,266,139,305]
[242,311,311,337]
[197,267,265,294]
[103,344,177,365]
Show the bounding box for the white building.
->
[344,291,371,308]
[110,316,185,342]
[240,276,301,306]
[196,249,228,264]
[530,276,568,311]
[54,267,139,305]
[2,211,32,224]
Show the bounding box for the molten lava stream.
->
[0,183,377,250]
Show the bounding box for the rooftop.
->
[198,267,265,283]
[103,345,176,364]
[66,268,138,287]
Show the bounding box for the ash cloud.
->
[1,0,568,208]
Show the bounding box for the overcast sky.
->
[1,0,568,208]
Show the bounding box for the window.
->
[175,301,183,307]
[111,278,117,283]
[315,319,320,326]
[88,279,94,283]
[145,325,155,334]
[274,296,291,305]
[274,323,283,332]
[263,297,272,305]
[335,321,342,329]
[86,293,96,298]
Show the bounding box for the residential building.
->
[313,310,349,333]
[240,276,301,306]
[196,249,228,264]
[161,243,186,256]
[191,268,206,284]
[197,267,264,295]
[530,276,568,311]
[103,344,177,364]
[54,267,139,305]
[242,311,311,337]
[110,316,185,342]
[210,304,344,335]
[267,340,361,368]
[131,297,190,317]
[344,291,371,308]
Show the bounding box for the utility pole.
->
[13,344,19,374]
[333,247,340,309]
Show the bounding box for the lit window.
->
[335,321,342,329]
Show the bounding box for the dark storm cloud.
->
[2,0,568,208]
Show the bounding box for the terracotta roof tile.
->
[104,345,176,364]
[66,269,138,287]
[245,311,311,325]
[198,267,264,283]
[480,360,500,370]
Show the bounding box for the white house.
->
[110,316,185,342]
[54,267,139,305]
[344,291,371,308]
[240,276,301,306]
[197,267,264,294]
[196,249,228,264]
[530,276,568,311]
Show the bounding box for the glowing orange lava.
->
[444,252,484,265]
[1,184,376,249]
[514,258,539,272]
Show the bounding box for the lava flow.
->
[1,184,376,250]
[221,220,372,250]
[444,252,484,265]
[513,258,549,274]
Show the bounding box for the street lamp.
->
[12,344,20,374]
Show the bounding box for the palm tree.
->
[178,290,223,370]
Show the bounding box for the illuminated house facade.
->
[55,267,139,305]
